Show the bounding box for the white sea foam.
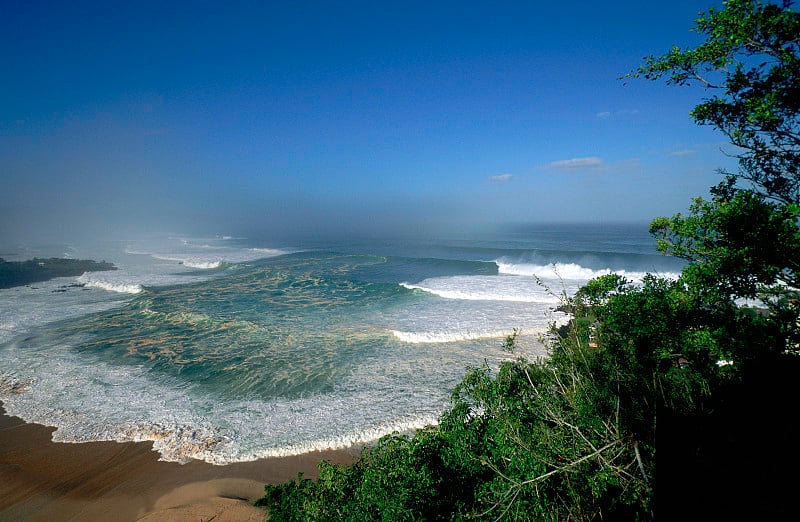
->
[147,245,286,270]
[151,254,222,269]
[497,261,606,279]
[248,247,286,257]
[496,261,679,282]
[0,278,124,344]
[0,311,549,464]
[0,345,236,463]
[0,236,289,343]
[179,260,219,269]
[0,234,668,464]
[401,275,560,303]
[389,291,569,350]
[78,274,143,294]
[392,329,514,343]
[236,415,439,459]
[0,349,445,463]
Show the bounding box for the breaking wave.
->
[392,329,513,344]
[0,227,675,463]
[495,261,679,282]
[400,276,559,303]
[151,254,222,269]
[78,274,144,294]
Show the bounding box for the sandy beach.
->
[0,403,360,521]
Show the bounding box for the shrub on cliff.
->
[259,1,800,518]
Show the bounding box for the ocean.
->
[0,224,683,464]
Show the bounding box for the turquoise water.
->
[0,225,683,463]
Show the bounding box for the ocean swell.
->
[392,329,514,344]
[400,276,559,303]
[495,261,680,282]
[78,274,144,294]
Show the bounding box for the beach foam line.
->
[40,409,439,464]
[0,402,360,522]
[0,350,445,464]
[237,416,439,460]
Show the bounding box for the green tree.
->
[629,0,800,346]
[258,328,655,521]
[628,2,800,517]
[258,3,800,520]
[634,0,800,205]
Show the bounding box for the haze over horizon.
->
[2,1,735,244]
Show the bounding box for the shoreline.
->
[0,402,360,521]
[0,257,117,289]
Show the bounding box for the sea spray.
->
[0,227,684,463]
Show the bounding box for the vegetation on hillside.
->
[258,1,800,519]
[0,257,116,289]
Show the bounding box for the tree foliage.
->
[258,324,656,521]
[258,272,788,519]
[633,0,800,204]
[257,2,800,519]
[630,0,800,344]
[0,257,116,289]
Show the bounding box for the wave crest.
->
[152,254,222,269]
[496,261,679,282]
[78,274,143,294]
[400,276,559,303]
[392,329,512,343]
[496,261,611,279]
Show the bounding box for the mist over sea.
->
[0,224,683,464]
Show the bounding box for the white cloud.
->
[596,109,639,119]
[545,157,604,170]
[669,149,696,157]
[489,174,514,182]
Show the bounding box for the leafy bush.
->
[258,264,794,519]
[259,2,800,518]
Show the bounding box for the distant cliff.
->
[0,258,116,289]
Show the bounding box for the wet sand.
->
[0,403,359,521]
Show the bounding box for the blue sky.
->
[1,1,735,241]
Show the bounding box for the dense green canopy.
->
[258,2,800,519]
[633,0,800,340]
